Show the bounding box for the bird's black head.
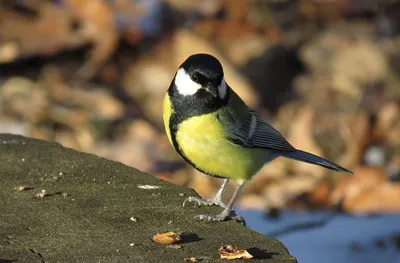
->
[172,53,228,100]
[181,53,224,88]
[168,53,230,124]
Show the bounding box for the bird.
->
[162,53,352,223]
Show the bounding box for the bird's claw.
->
[194,210,245,225]
[182,196,226,208]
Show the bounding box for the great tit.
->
[163,53,352,222]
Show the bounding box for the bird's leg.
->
[194,180,245,223]
[183,179,229,208]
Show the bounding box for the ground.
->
[0,134,297,263]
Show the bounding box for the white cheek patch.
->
[217,78,227,100]
[174,68,202,96]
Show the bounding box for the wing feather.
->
[222,109,295,152]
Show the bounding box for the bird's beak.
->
[205,83,218,97]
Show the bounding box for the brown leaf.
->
[262,175,318,208]
[153,232,181,245]
[338,112,370,169]
[287,106,325,178]
[331,166,386,206]
[0,3,89,61]
[374,101,400,142]
[332,40,388,91]
[218,245,253,260]
[330,166,400,213]
[64,0,118,78]
[237,194,268,210]
[307,181,332,208]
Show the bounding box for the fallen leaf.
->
[64,0,118,78]
[331,166,386,206]
[375,101,400,141]
[153,232,181,245]
[338,112,370,169]
[287,106,325,178]
[306,181,332,208]
[237,194,268,210]
[218,245,253,260]
[330,166,400,213]
[332,40,388,91]
[262,175,318,208]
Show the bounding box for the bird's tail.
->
[281,149,353,174]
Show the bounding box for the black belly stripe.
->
[167,82,230,178]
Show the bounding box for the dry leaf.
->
[338,112,370,169]
[218,245,253,260]
[262,176,318,208]
[331,166,400,213]
[307,181,332,208]
[184,257,198,262]
[331,166,386,206]
[332,40,388,90]
[64,0,118,78]
[237,194,268,210]
[153,232,181,245]
[287,106,325,178]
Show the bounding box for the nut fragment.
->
[152,231,181,244]
[14,186,26,192]
[33,190,48,199]
[218,245,253,260]
[184,257,197,262]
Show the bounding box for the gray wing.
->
[226,110,296,152]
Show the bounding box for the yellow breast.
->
[176,113,267,180]
[163,94,173,146]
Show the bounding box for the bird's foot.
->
[183,196,226,208]
[194,209,245,225]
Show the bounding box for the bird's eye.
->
[189,72,198,82]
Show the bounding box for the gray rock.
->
[0,134,297,263]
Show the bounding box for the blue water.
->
[237,209,400,263]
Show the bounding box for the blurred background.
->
[0,0,400,262]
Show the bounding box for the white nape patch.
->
[174,68,202,96]
[246,113,257,140]
[217,78,227,100]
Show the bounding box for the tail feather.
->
[281,150,353,174]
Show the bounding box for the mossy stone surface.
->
[0,134,297,263]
